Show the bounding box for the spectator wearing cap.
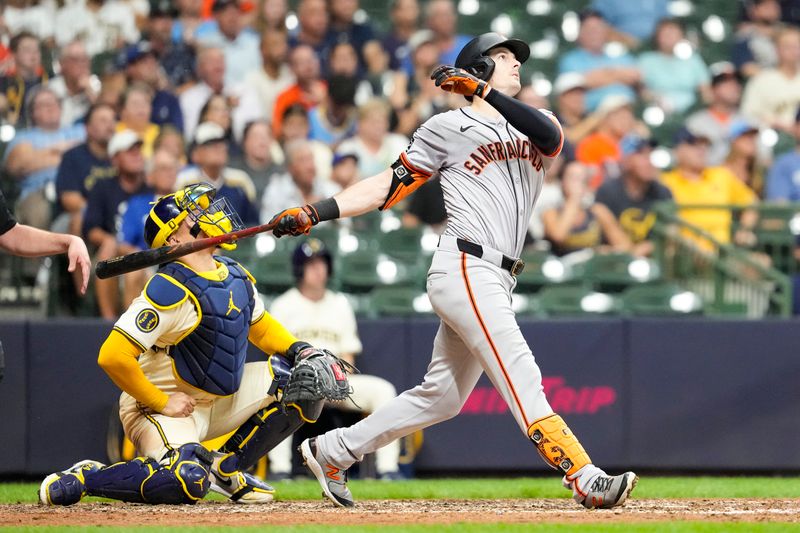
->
[638,18,711,113]
[661,127,758,247]
[49,40,100,127]
[741,27,800,133]
[330,152,359,189]
[198,0,261,87]
[686,63,747,166]
[278,104,333,182]
[0,31,46,127]
[338,98,409,178]
[325,0,377,69]
[176,121,260,224]
[382,0,420,71]
[308,75,359,146]
[145,0,197,88]
[122,41,184,133]
[83,129,151,319]
[732,0,782,79]
[289,0,330,55]
[542,161,632,257]
[595,136,672,257]
[244,29,295,126]
[180,45,263,142]
[55,103,118,237]
[260,138,340,224]
[272,44,327,137]
[722,121,763,194]
[590,0,668,48]
[766,108,800,201]
[54,0,141,58]
[553,72,603,145]
[229,119,286,199]
[576,94,637,189]
[116,83,160,160]
[558,10,640,113]
[3,86,85,230]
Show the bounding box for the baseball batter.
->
[39,183,348,506]
[270,33,638,510]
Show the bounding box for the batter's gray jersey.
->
[403,107,563,258]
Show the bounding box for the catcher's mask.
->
[144,183,244,251]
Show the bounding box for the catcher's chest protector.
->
[158,256,255,395]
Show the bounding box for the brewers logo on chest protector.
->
[145,256,255,395]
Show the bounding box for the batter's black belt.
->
[438,235,526,276]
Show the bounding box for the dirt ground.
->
[1,499,799,527]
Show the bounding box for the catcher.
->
[39,183,352,506]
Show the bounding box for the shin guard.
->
[528,414,591,477]
[217,403,305,474]
[84,443,213,504]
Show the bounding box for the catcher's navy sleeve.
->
[484,89,563,157]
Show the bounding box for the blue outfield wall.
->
[0,318,799,475]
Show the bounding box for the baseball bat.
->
[95,220,279,279]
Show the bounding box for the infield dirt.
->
[1,499,799,527]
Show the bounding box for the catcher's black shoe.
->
[300,438,354,507]
[570,471,638,509]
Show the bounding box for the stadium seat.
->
[514,250,571,293]
[536,286,619,317]
[248,248,295,295]
[338,252,419,293]
[582,253,661,292]
[378,226,426,262]
[620,283,704,316]
[370,286,433,316]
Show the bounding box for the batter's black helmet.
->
[292,238,333,281]
[455,32,530,82]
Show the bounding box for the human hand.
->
[161,392,196,418]
[66,236,91,295]
[431,65,490,99]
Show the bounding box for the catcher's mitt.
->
[282,347,357,405]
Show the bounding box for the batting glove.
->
[431,65,491,99]
[269,205,319,238]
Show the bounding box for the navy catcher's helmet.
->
[144,183,244,250]
[455,32,530,82]
[292,238,333,281]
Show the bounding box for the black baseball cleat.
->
[299,438,354,507]
[572,471,638,509]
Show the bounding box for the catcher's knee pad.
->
[219,402,305,473]
[528,414,591,477]
[85,443,212,504]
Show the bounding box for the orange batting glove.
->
[431,65,491,99]
[269,205,318,238]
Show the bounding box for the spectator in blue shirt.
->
[3,86,85,230]
[198,0,261,87]
[308,75,358,146]
[591,0,669,48]
[145,0,197,88]
[638,19,711,113]
[119,149,179,252]
[55,103,118,237]
[558,10,641,112]
[766,108,800,201]
[382,0,420,71]
[122,41,185,133]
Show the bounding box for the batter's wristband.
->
[309,198,340,222]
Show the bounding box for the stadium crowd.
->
[1,0,800,318]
